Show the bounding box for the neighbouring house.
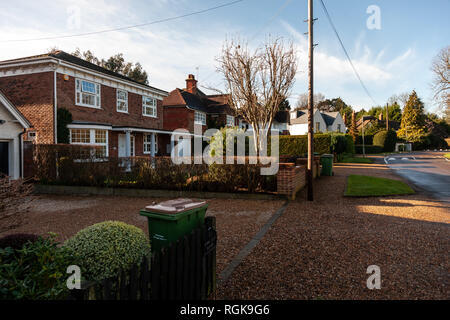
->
[238,110,291,135]
[162,74,235,155]
[289,109,346,135]
[0,90,30,179]
[356,113,400,132]
[0,51,169,159]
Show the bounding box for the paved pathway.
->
[384,152,450,202]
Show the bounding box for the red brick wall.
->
[0,72,55,143]
[277,163,306,200]
[163,106,206,133]
[56,74,163,129]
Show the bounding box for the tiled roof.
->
[0,51,168,95]
[163,89,233,115]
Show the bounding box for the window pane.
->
[95,130,106,144]
[82,81,96,94]
[71,129,90,143]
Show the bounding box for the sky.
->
[0,0,449,112]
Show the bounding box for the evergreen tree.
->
[397,91,427,142]
[349,110,358,142]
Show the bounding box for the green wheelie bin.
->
[140,198,208,252]
[320,154,334,176]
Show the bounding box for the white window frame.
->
[226,115,235,127]
[75,79,101,109]
[143,133,158,154]
[142,96,157,117]
[70,128,109,158]
[116,89,128,113]
[194,111,206,125]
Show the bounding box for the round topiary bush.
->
[64,221,151,282]
[373,130,397,152]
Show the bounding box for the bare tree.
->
[217,38,297,153]
[431,46,450,111]
[295,92,324,110]
[388,92,411,108]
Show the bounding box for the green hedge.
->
[356,134,374,145]
[279,134,331,156]
[355,145,383,154]
[373,130,397,152]
[345,134,355,154]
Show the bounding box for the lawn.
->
[340,156,374,164]
[444,153,450,159]
[345,175,415,197]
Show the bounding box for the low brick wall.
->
[295,156,321,178]
[277,163,306,200]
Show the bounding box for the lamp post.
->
[361,115,369,158]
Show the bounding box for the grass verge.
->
[444,153,450,160]
[345,175,415,197]
[340,156,374,164]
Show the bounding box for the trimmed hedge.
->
[345,134,355,154]
[373,130,397,152]
[279,134,331,156]
[64,221,151,282]
[355,144,383,154]
[356,134,374,145]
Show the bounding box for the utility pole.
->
[307,0,315,201]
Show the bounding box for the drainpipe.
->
[53,60,60,144]
[18,129,25,178]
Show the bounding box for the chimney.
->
[186,74,197,94]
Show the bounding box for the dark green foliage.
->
[329,134,347,161]
[279,134,331,156]
[373,130,397,152]
[0,234,76,300]
[57,108,72,144]
[34,144,276,193]
[0,234,39,250]
[356,134,374,145]
[355,145,383,154]
[278,99,291,111]
[344,134,355,154]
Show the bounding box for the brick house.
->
[161,74,236,156]
[0,51,169,160]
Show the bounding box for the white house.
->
[0,91,30,179]
[289,109,346,135]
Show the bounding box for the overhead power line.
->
[0,0,245,43]
[319,0,378,106]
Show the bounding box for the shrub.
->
[0,234,76,300]
[345,134,355,154]
[355,145,383,154]
[64,221,151,282]
[0,233,39,250]
[279,134,331,156]
[373,130,397,152]
[356,134,374,145]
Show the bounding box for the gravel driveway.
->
[217,162,450,299]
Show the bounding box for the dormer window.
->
[76,79,101,108]
[117,89,128,113]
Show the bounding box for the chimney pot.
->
[186,74,197,94]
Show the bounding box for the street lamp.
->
[361,116,369,158]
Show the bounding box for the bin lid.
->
[321,154,333,158]
[144,198,206,214]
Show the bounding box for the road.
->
[384,152,450,202]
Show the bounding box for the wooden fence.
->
[70,217,217,300]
